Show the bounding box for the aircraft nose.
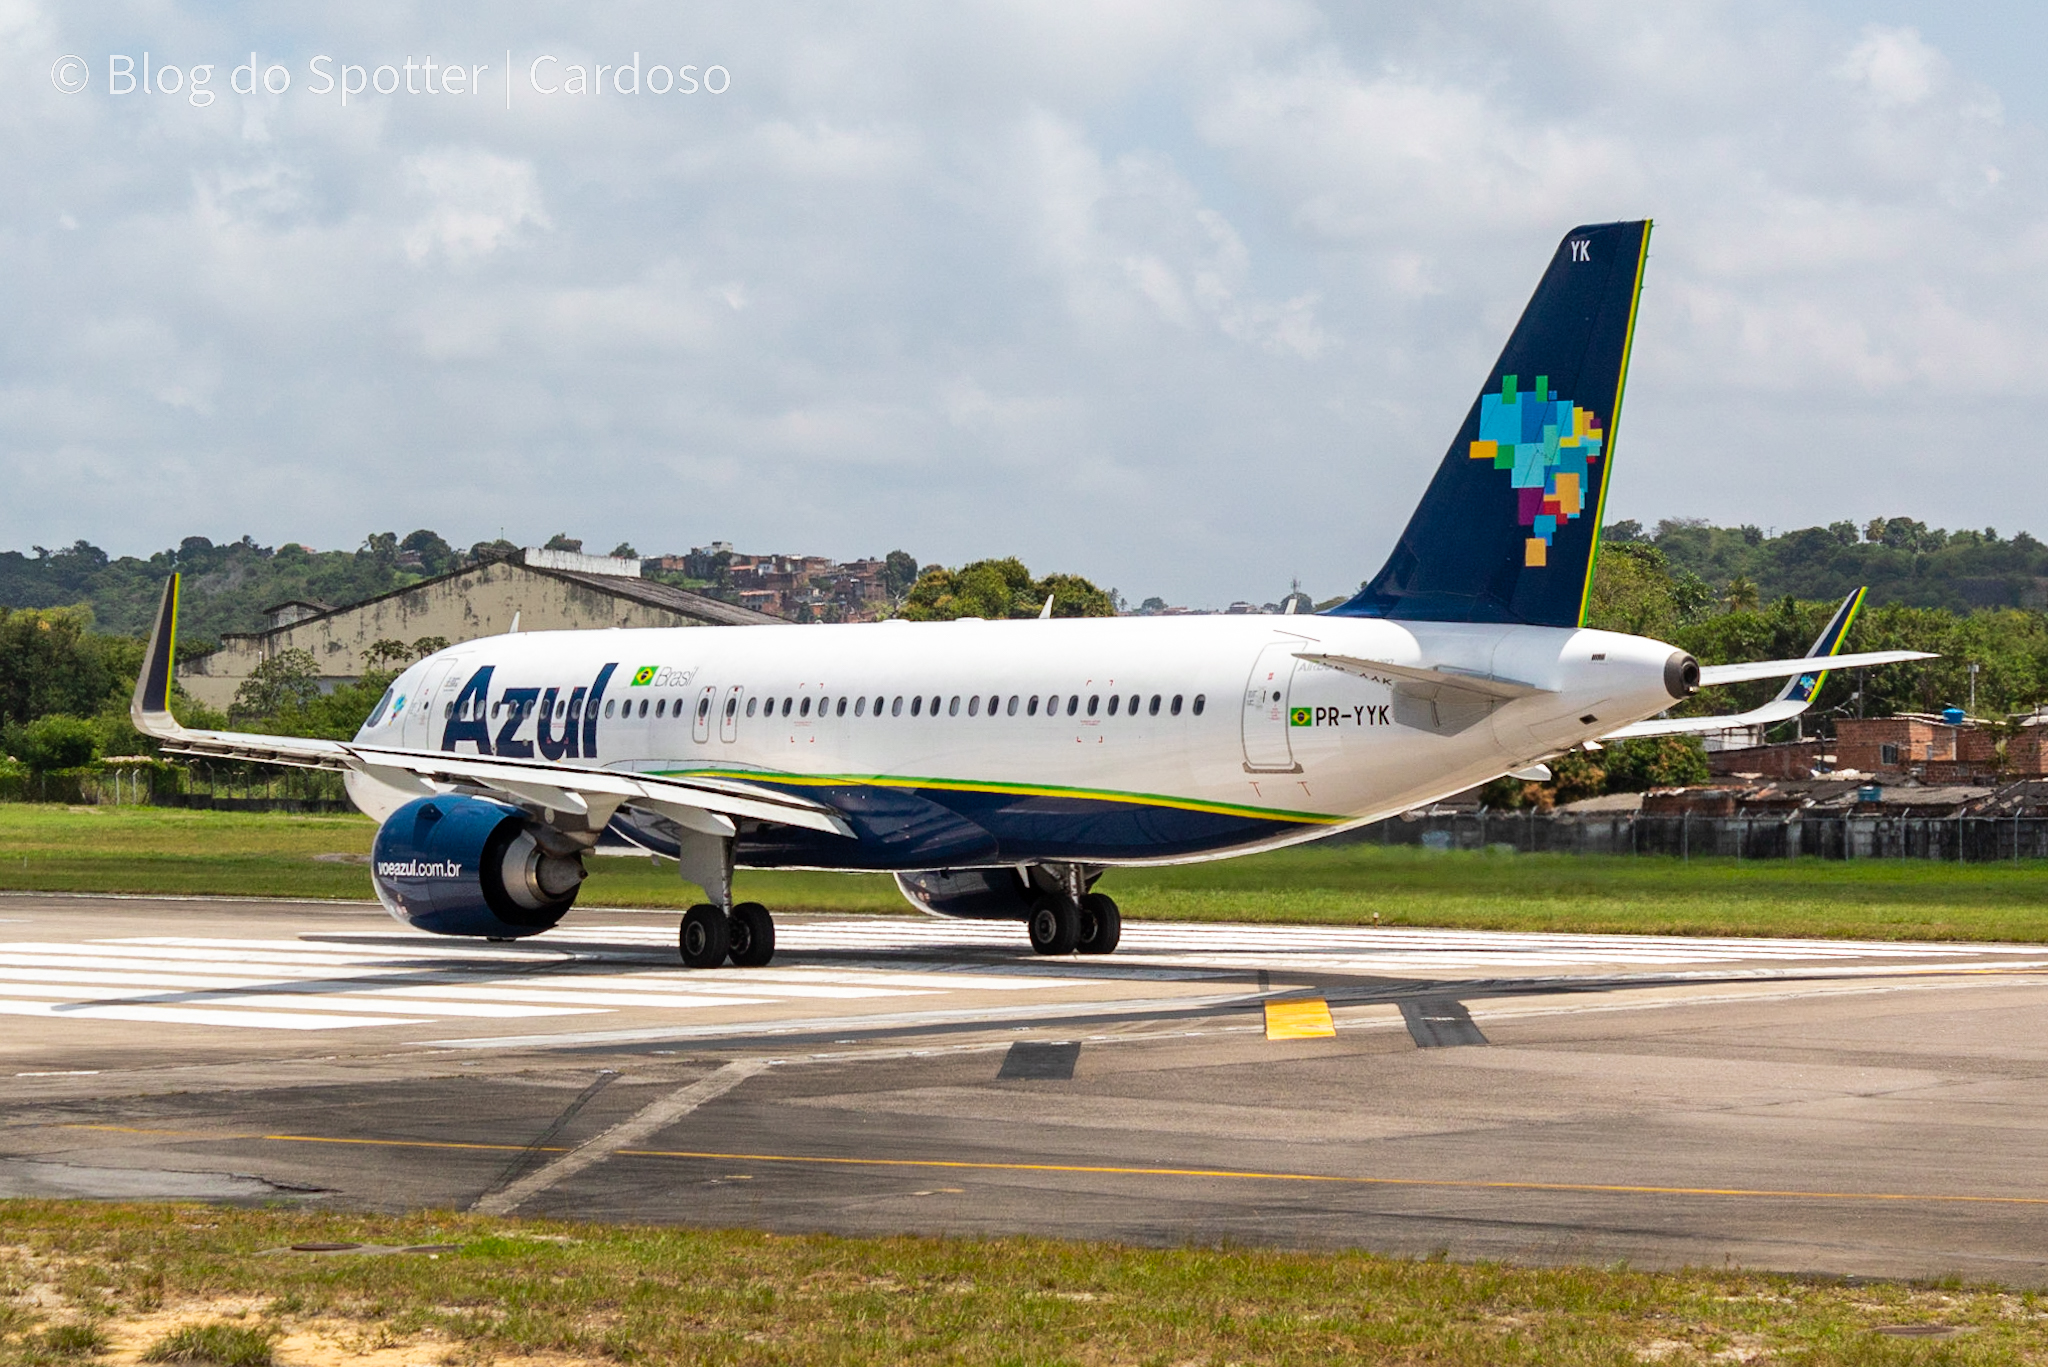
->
[1665,651,1701,699]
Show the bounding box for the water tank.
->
[1942,706,1966,725]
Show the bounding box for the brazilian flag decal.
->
[1289,707,1312,727]
[631,665,658,687]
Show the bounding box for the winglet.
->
[1774,586,1864,705]
[130,575,184,739]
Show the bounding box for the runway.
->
[6,892,2048,1283]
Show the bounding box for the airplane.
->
[130,219,1933,968]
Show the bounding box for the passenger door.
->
[1240,640,1302,773]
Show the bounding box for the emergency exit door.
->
[1240,641,1302,773]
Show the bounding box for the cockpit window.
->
[364,686,396,728]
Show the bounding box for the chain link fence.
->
[1349,810,2048,862]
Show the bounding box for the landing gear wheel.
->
[1076,892,1121,955]
[679,903,730,968]
[727,901,776,967]
[1028,896,1081,955]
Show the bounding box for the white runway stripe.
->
[0,997,427,1030]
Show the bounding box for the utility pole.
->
[1969,661,1980,713]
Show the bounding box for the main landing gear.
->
[679,901,777,968]
[1027,890,1121,956]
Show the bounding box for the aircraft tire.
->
[679,903,730,968]
[1076,892,1121,954]
[727,901,776,967]
[1027,896,1081,955]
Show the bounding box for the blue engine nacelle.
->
[371,796,584,938]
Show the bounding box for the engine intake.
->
[371,796,584,938]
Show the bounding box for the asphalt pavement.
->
[6,892,2048,1283]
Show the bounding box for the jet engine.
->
[370,796,585,938]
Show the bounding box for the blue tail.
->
[1329,220,1651,628]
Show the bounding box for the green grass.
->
[139,1322,272,1366]
[5,803,2048,942]
[0,1201,2042,1365]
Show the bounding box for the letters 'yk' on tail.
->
[1332,220,1652,629]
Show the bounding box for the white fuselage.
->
[346,613,1684,868]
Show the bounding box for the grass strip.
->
[0,1201,2043,1365]
[4,804,2048,942]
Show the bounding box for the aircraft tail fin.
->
[1328,220,1651,628]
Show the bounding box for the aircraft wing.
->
[129,575,853,839]
[1603,588,1933,740]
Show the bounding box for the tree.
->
[1723,576,1759,611]
[230,648,321,723]
[0,606,125,727]
[410,636,450,659]
[1602,736,1710,791]
[880,550,920,601]
[363,639,413,668]
[544,534,583,553]
[897,559,1115,621]
[399,529,458,575]
[1,715,100,771]
[610,542,638,560]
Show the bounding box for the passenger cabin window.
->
[874,696,885,715]
[1148,694,1161,716]
[781,698,792,717]
[746,697,758,717]
[1193,694,1206,715]
[968,696,980,717]
[929,695,941,716]
[1027,696,1039,716]
[1107,695,1119,716]
[655,698,666,718]
[911,696,922,716]
[836,697,847,716]
[699,697,712,719]
[725,696,737,717]
[800,697,812,717]
[1007,695,1019,716]
[1171,695,1183,715]
[1065,695,1079,716]
[948,696,961,716]
[1087,695,1099,716]
[893,696,905,716]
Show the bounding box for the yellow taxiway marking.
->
[613,1148,2048,1208]
[57,1123,2048,1207]
[1264,997,1335,1039]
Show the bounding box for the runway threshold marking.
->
[65,1123,2048,1209]
[1264,997,1335,1039]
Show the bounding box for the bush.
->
[141,1322,274,1367]
[2,715,101,772]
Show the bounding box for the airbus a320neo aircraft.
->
[131,220,1931,967]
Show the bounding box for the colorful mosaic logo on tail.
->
[1467,374,1603,568]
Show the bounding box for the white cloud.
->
[4,1,2048,605]
[402,149,548,264]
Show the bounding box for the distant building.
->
[177,547,776,710]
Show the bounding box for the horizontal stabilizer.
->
[1293,653,1551,700]
[1603,589,1933,740]
[1696,649,1932,687]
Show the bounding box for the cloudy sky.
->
[3,2,2044,606]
